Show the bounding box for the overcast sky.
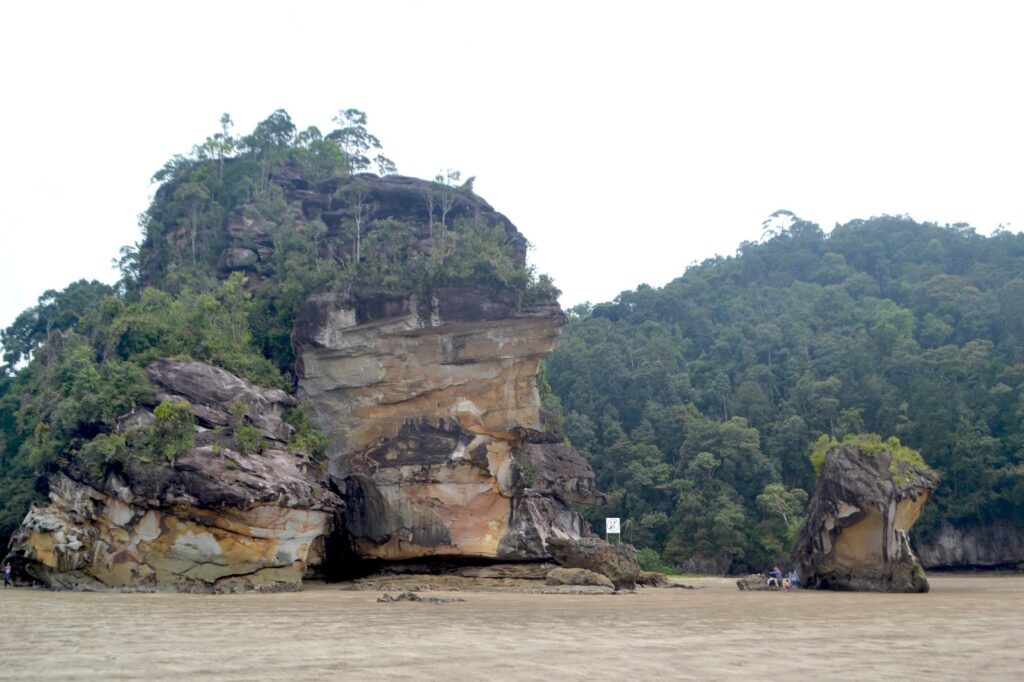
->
[1,1,1022,331]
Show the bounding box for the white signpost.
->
[605,517,621,543]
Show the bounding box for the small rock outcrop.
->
[146,359,296,443]
[516,443,605,505]
[545,567,615,589]
[377,592,465,603]
[545,537,640,590]
[456,563,555,579]
[636,571,671,588]
[735,574,773,591]
[794,444,939,592]
[6,361,337,592]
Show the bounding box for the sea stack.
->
[794,440,939,592]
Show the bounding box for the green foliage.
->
[151,401,195,463]
[228,400,262,455]
[109,273,286,389]
[326,108,396,175]
[2,279,114,366]
[284,403,327,462]
[520,462,539,488]
[809,432,932,479]
[14,334,153,468]
[77,401,197,470]
[0,373,42,548]
[547,214,1024,571]
[635,547,677,574]
[234,426,262,455]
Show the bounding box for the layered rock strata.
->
[7,361,338,592]
[794,445,938,592]
[916,520,1024,570]
[295,287,604,562]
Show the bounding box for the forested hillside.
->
[545,214,1024,573]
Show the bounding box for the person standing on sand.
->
[3,562,11,588]
[768,565,783,590]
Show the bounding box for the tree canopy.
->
[545,215,1024,572]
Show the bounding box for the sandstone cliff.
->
[294,286,604,563]
[916,520,1024,570]
[794,444,938,592]
[7,360,338,592]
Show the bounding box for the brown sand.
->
[0,575,1021,681]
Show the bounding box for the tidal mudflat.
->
[0,575,1020,681]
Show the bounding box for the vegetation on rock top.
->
[809,433,933,479]
[0,108,552,548]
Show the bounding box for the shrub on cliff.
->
[16,336,153,469]
[809,433,931,479]
[105,273,286,390]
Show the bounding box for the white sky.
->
[2,1,1022,332]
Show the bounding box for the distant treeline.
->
[544,214,1024,573]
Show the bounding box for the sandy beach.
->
[0,574,1021,681]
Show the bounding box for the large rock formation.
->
[794,444,939,592]
[9,172,606,590]
[916,520,1024,570]
[6,361,338,592]
[295,286,604,563]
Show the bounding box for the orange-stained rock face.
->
[13,476,327,592]
[11,465,335,593]
[295,290,563,459]
[295,288,599,561]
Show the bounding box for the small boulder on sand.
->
[545,567,615,589]
[636,571,670,587]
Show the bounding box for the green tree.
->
[327,108,396,174]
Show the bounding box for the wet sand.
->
[1,575,1021,681]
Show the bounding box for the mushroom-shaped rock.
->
[794,440,938,592]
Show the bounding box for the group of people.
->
[767,566,799,591]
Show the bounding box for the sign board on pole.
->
[605,517,621,534]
